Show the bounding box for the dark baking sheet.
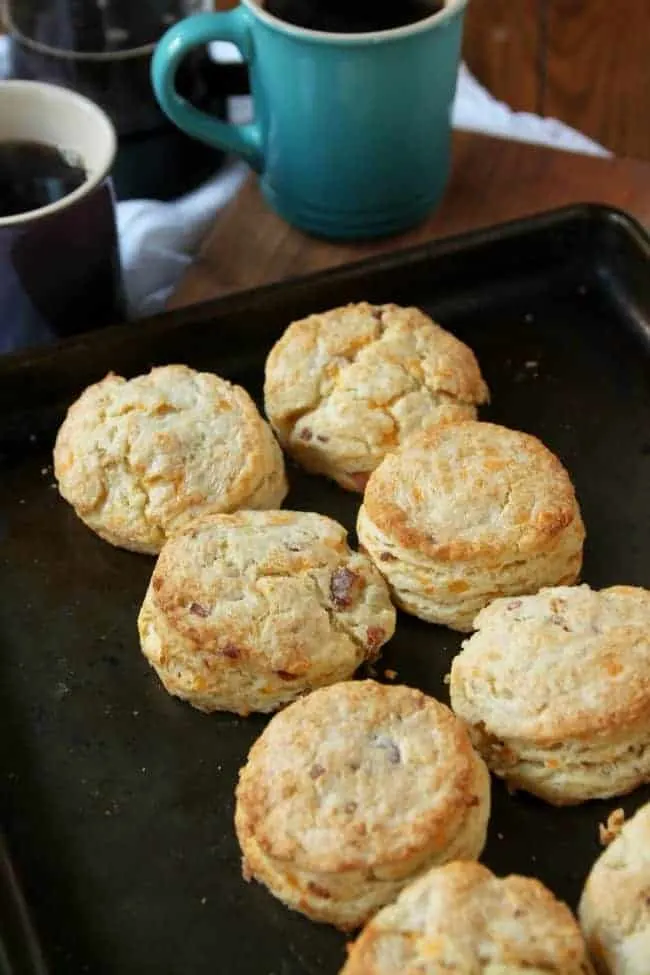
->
[2,203,650,974]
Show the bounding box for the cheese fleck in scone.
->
[235,680,490,929]
[264,302,488,492]
[54,364,287,554]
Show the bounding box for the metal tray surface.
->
[2,204,650,974]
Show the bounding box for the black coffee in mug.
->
[0,141,86,218]
[0,81,124,355]
[263,0,444,33]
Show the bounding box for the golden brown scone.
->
[580,801,650,974]
[357,421,584,631]
[264,302,488,492]
[342,861,594,974]
[450,585,650,805]
[53,365,287,554]
[235,680,490,929]
[138,511,396,714]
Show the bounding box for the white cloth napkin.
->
[120,65,609,317]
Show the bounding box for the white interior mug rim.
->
[0,80,117,229]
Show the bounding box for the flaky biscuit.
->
[450,585,650,805]
[342,861,594,974]
[235,680,490,929]
[264,302,488,492]
[138,511,396,714]
[54,365,287,554]
[357,421,584,631]
[579,801,650,974]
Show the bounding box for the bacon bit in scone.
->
[275,670,300,681]
[153,576,163,592]
[221,644,241,659]
[344,802,358,814]
[330,567,363,610]
[316,434,329,443]
[599,808,625,846]
[347,471,370,492]
[380,551,397,562]
[189,602,210,618]
[366,626,386,656]
[307,882,331,900]
[285,543,302,552]
[549,614,571,632]
[299,427,313,442]
[372,734,401,765]
[384,669,398,681]
[466,795,480,807]
[507,600,522,610]
[309,763,325,779]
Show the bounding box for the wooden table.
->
[170,131,650,310]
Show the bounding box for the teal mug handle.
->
[151,9,264,172]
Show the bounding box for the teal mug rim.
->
[241,0,469,43]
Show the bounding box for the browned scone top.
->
[361,421,581,564]
[450,584,650,805]
[342,861,594,974]
[54,364,287,553]
[138,511,396,715]
[264,302,488,492]
[235,680,490,929]
[357,421,584,631]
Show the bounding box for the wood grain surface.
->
[544,0,650,159]
[170,131,650,309]
[463,0,542,113]
[465,0,650,160]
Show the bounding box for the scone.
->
[138,511,396,714]
[357,421,584,631]
[579,801,650,974]
[264,302,488,492]
[450,585,650,805]
[342,861,594,974]
[234,680,490,929]
[54,365,287,554]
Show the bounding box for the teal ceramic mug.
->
[151,0,467,239]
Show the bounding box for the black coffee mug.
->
[0,81,124,355]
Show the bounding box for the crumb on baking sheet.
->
[443,673,451,685]
[599,808,625,846]
[384,669,398,680]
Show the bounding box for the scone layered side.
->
[341,861,594,974]
[235,680,490,928]
[358,421,585,631]
[54,365,288,553]
[264,302,489,492]
[450,585,650,804]
[138,511,396,714]
[579,801,650,975]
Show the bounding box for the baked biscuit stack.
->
[51,298,650,973]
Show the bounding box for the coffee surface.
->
[0,141,86,218]
[263,0,443,33]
